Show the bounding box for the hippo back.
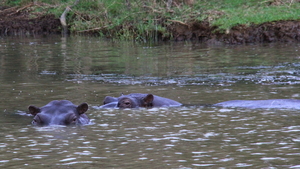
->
[214,99,300,109]
[150,95,182,107]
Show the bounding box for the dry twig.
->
[77,25,111,33]
[167,19,188,26]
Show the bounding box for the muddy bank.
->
[0,5,299,44]
[171,20,300,44]
[0,5,60,35]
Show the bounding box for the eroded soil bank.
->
[1,5,299,44]
[172,20,300,44]
[0,5,60,35]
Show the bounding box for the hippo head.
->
[28,100,89,126]
[117,94,154,108]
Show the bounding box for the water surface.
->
[0,35,300,168]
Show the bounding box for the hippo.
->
[100,93,182,108]
[28,100,90,126]
[99,101,119,108]
[214,99,300,109]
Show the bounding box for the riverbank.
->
[1,0,300,44]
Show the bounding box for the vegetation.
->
[1,0,300,41]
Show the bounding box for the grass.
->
[2,0,300,40]
[209,0,300,30]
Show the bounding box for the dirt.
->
[170,20,300,44]
[1,4,300,44]
[0,5,60,35]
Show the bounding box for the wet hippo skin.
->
[28,100,89,126]
[214,99,300,109]
[100,93,182,108]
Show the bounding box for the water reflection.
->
[1,36,300,82]
[0,36,300,168]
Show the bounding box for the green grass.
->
[209,1,300,30]
[2,0,300,40]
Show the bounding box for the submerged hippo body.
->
[98,101,118,108]
[101,93,182,108]
[214,99,300,109]
[28,100,89,126]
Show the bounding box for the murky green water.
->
[1,35,300,168]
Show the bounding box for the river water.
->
[1,35,300,168]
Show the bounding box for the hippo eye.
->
[66,114,77,125]
[32,115,43,126]
[32,119,37,125]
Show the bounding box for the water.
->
[1,35,300,168]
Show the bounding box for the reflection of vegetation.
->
[1,36,300,86]
[2,0,300,40]
[0,36,299,78]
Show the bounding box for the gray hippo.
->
[100,93,182,108]
[214,99,300,109]
[28,100,89,126]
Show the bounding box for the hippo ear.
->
[143,94,154,107]
[77,103,88,114]
[28,106,41,116]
